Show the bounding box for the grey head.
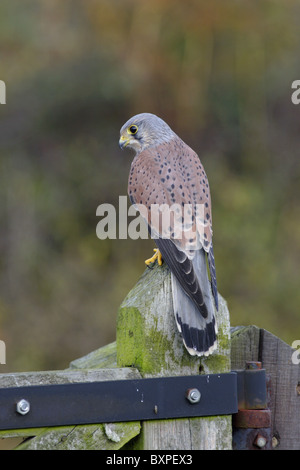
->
[119,113,176,155]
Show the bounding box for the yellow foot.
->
[145,248,163,267]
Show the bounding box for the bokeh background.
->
[0,0,299,372]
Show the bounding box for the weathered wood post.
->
[117,263,232,450]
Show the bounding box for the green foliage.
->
[0,0,299,372]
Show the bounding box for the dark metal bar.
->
[0,373,238,430]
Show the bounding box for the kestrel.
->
[119,113,218,356]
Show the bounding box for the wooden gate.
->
[0,265,299,450]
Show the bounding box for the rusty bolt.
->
[186,388,201,404]
[253,433,267,448]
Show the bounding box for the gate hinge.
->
[232,362,272,450]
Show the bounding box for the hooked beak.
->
[119,134,130,150]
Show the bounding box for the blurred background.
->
[0,0,299,372]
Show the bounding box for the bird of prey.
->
[119,113,218,356]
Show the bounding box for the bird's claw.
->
[145,248,163,268]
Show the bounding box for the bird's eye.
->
[128,125,138,135]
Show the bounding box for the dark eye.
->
[128,125,138,135]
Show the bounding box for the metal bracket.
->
[0,372,238,430]
[232,362,272,450]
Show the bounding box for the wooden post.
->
[117,263,232,450]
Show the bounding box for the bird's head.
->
[119,113,175,155]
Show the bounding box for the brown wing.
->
[128,135,218,310]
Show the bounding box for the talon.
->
[145,248,163,267]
